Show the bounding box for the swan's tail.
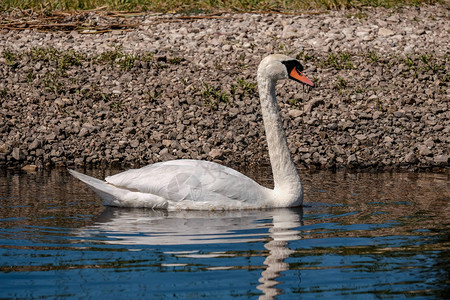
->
[68,169,125,204]
[68,169,168,209]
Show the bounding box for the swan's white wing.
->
[106,160,271,205]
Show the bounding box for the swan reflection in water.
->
[79,208,303,299]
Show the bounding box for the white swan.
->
[69,54,314,210]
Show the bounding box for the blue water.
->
[0,169,449,299]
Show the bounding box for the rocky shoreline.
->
[0,5,448,172]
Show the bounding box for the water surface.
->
[0,168,449,299]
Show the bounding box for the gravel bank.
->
[0,5,448,172]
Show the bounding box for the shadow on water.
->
[0,168,449,298]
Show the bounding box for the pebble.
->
[12,148,21,161]
[22,164,38,172]
[288,109,303,118]
[347,154,357,164]
[209,149,223,159]
[378,28,395,37]
[434,155,449,165]
[418,145,432,156]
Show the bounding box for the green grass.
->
[322,52,354,70]
[201,82,229,110]
[230,77,257,100]
[95,47,182,70]
[366,50,381,63]
[29,47,85,73]
[0,0,442,14]
[97,47,126,64]
[109,100,124,111]
[236,77,256,93]
[335,76,348,93]
[0,46,189,98]
[2,46,182,74]
[2,49,19,67]
[403,53,447,73]
[0,89,8,98]
[26,69,36,82]
[42,72,63,93]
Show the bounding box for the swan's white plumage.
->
[106,160,272,209]
[69,54,312,210]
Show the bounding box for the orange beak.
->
[290,67,314,87]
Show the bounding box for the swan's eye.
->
[281,60,303,73]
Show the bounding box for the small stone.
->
[433,124,444,131]
[12,148,21,160]
[22,164,38,172]
[434,155,449,165]
[405,152,418,163]
[341,121,354,130]
[288,109,303,118]
[355,31,369,38]
[424,137,434,148]
[50,149,59,157]
[372,111,382,119]
[384,136,394,143]
[162,139,171,147]
[82,123,96,131]
[54,98,64,107]
[333,145,345,155]
[0,144,11,154]
[222,44,232,51]
[425,118,437,126]
[394,110,405,118]
[304,98,324,113]
[36,149,44,156]
[45,133,57,141]
[78,127,90,137]
[282,25,299,39]
[327,123,338,130]
[347,154,357,164]
[418,145,431,156]
[386,15,399,22]
[123,127,136,135]
[130,140,140,148]
[29,139,41,150]
[209,148,223,159]
[378,28,395,37]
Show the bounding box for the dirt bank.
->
[0,5,448,172]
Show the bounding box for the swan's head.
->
[258,54,314,87]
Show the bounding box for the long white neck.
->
[257,74,303,203]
